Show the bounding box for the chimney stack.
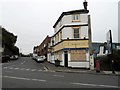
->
[83,0,88,10]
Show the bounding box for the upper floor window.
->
[73,14,80,21]
[60,31,62,40]
[73,28,80,38]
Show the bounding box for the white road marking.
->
[26,69,30,71]
[44,67,48,71]
[20,61,26,65]
[3,67,42,72]
[3,76,46,82]
[3,67,8,69]
[31,79,46,82]
[38,69,42,71]
[14,68,19,70]
[53,75,64,77]
[5,71,12,73]
[3,76,30,80]
[31,69,36,71]
[11,60,26,67]
[71,82,119,88]
[9,67,13,69]
[20,68,25,70]
[2,63,9,65]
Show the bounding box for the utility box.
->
[90,55,94,70]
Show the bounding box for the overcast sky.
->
[1,0,119,54]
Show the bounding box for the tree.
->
[2,27,17,47]
[1,26,19,55]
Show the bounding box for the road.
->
[2,57,120,88]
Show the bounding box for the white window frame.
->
[73,14,80,21]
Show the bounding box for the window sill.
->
[72,20,80,22]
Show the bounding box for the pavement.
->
[43,61,120,76]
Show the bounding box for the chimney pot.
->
[83,0,88,10]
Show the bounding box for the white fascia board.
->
[53,23,88,36]
[64,23,88,26]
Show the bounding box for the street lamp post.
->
[106,30,115,74]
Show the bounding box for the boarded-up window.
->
[70,50,86,61]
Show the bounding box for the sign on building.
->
[106,30,112,54]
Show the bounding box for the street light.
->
[106,30,115,74]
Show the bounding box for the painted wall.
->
[80,26,88,39]
[68,62,89,68]
[47,53,50,62]
[60,52,64,66]
[53,40,89,52]
[62,26,88,39]
[80,14,88,23]
[62,15,72,25]
[54,14,88,33]
[62,27,73,39]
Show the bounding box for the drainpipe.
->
[88,15,94,70]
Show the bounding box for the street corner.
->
[42,61,120,76]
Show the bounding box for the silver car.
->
[35,56,44,63]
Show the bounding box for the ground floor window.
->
[70,50,86,61]
[54,51,62,61]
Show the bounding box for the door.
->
[64,51,68,67]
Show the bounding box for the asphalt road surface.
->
[1,57,120,88]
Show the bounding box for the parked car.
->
[10,55,18,60]
[32,56,37,60]
[33,56,44,63]
[32,54,37,60]
[2,55,10,63]
[40,56,46,60]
